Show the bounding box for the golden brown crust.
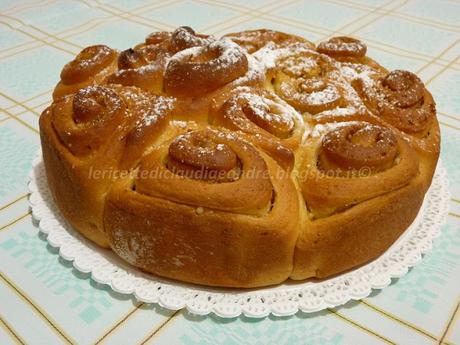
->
[291,175,425,279]
[298,122,420,218]
[104,129,300,287]
[40,30,440,287]
[40,85,164,247]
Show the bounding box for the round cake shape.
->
[39,27,440,287]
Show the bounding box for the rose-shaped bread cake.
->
[40,27,439,287]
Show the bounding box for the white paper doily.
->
[28,154,449,318]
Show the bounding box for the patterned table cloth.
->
[0,0,459,344]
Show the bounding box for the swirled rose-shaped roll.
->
[292,121,425,279]
[40,85,167,246]
[164,38,249,97]
[224,29,314,53]
[353,70,440,185]
[53,45,118,100]
[269,49,363,119]
[167,26,211,53]
[211,87,304,170]
[318,36,367,60]
[104,128,300,287]
[299,122,419,217]
[109,27,211,93]
[317,36,386,77]
[144,26,210,52]
[50,86,128,156]
[107,44,170,93]
[355,70,436,135]
[144,30,171,45]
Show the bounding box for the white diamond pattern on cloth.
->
[28,152,449,318]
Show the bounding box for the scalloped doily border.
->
[28,154,450,318]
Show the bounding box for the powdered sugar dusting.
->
[170,120,187,128]
[305,84,340,106]
[253,43,316,71]
[306,121,361,139]
[173,26,213,47]
[233,52,264,85]
[144,96,174,126]
[316,107,357,118]
[214,38,246,67]
[168,38,246,70]
[228,88,301,129]
[130,96,175,131]
[114,61,166,77]
[281,55,318,78]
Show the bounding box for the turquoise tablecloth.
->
[0,0,459,344]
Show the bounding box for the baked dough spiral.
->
[105,129,300,287]
[107,44,170,93]
[136,129,272,213]
[51,86,127,156]
[40,85,165,247]
[293,122,424,279]
[268,48,357,118]
[317,36,367,59]
[164,39,249,97]
[355,70,436,135]
[53,45,118,100]
[299,122,419,218]
[211,87,304,170]
[108,27,211,93]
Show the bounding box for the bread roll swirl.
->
[41,85,156,247]
[135,129,273,214]
[379,70,434,133]
[61,45,117,84]
[164,39,248,97]
[52,86,126,156]
[272,50,345,114]
[317,36,367,59]
[211,88,304,170]
[168,26,211,53]
[105,127,300,287]
[167,130,240,182]
[145,31,171,45]
[318,123,397,174]
[108,44,170,92]
[299,122,419,218]
[355,70,435,135]
[53,45,118,99]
